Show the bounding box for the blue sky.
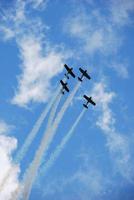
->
[0,0,134,199]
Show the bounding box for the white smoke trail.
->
[15,77,66,164]
[40,109,85,177]
[10,94,62,200]
[40,94,62,167]
[21,82,81,200]
[9,94,62,200]
[47,94,62,132]
[15,88,60,164]
[10,185,21,200]
[0,88,60,194]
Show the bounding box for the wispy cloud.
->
[64,9,121,56]
[92,81,133,182]
[0,121,11,135]
[109,0,134,26]
[12,36,66,106]
[0,0,70,107]
[110,62,129,79]
[64,1,133,79]
[92,81,115,132]
[29,0,48,9]
[41,153,110,200]
[0,121,20,200]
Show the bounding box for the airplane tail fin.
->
[61,90,64,95]
[64,73,69,79]
[83,104,88,109]
[78,77,82,82]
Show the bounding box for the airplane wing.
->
[60,80,64,86]
[79,67,91,79]
[64,85,69,92]
[83,95,96,105]
[64,64,75,78]
[60,80,69,93]
[64,64,70,71]
[83,95,90,101]
[84,72,91,80]
[79,67,84,73]
[90,98,96,106]
[69,71,75,78]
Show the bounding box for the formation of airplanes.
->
[60,64,96,109]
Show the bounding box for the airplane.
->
[64,64,75,79]
[78,67,91,82]
[83,95,96,108]
[60,80,69,94]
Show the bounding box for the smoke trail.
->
[40,94,62,165]
[10,185,21,200]
[11,94,62,200]
[15,88,60,164]
[40,109,85,177]
[21,82,81,200]
[15,77,67,164]
[0,88,60,194]
[47,94,62,132]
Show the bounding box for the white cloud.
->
[0,0,70,107]
[41,156,109,200]
[92,81,133,181]
[71,168,105,197]
[110,0,134,26]
[12,36,66,106]
[0,121,20,200]
[64,10,121,56]
[91,81,115,132]
[29,0,48,9]
[64,3,131,79]
[0,26,15,40]
[110,62,129,79]
[0,121,10,135]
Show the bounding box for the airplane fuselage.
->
[60,80,69,94]
[64,64,75,79]
[78,68,90,82]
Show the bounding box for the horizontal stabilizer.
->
[64,73,69,79]
[83,104,88,109]
[78,77,82,82]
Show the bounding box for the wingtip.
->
[78,77,82,82]
[83,104,88,109]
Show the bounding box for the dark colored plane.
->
[64,64,75,79]
[78,68,91,82]
[60,80,69,94]
[83,95,96,109]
